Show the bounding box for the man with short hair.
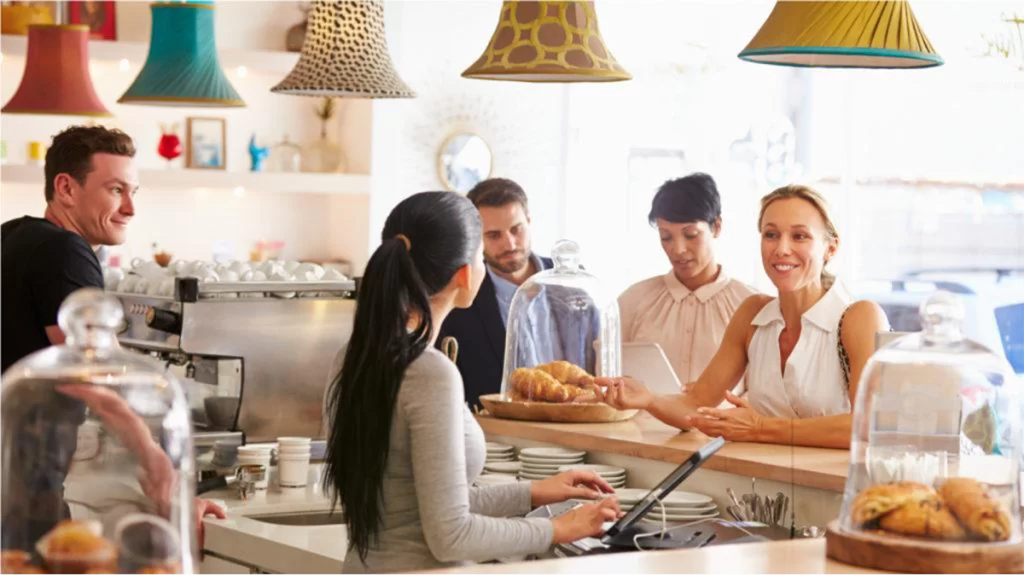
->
[2,125,138,370]
[438,178,565,409]
[1,125,224,552]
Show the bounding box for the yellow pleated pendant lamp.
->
[738,1,943,69]
[463,1,631,82]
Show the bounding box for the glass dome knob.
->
[919,290,965,346]
[56,287,124,351]
[551,239,582,271]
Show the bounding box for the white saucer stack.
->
[517,447,586,481]
[613,488,719,522]
[485,442,515,463]
[557,464,627,490]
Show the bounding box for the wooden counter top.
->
[477,413,851,492]
[423,539,876,574]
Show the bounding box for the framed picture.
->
[67,1,116,41]
[186,117,227,170]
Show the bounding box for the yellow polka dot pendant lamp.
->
[739,1,943,69]
[272,0,415,98]
[463,1,631,82]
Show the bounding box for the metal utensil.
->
[726,505,746,522]
[727,488,742,508]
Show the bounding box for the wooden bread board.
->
[479,393,638,423]
[825,520,1024,573]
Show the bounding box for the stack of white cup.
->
[277,437,312,488]
[236,445,273,490]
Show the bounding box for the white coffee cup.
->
[278,453,310,488]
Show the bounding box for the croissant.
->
[877,496,966,541]
[564,384,599,404]
[536,361,596,388]
[509,368,569,403]
[850,482,936,527]
[938,477,1011,542]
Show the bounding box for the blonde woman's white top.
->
[746,281,853,419]
[618,267,757,385]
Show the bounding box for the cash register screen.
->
[601,437,725,543]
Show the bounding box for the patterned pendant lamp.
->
[271,0,415,98]
[738,1,942,69]
[119,1,244,107]
[462,1,631,82]
[2,24,111,116]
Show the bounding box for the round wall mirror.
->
[437,133,493,194]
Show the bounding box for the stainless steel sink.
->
[247,511,344,526]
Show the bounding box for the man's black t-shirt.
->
[1,216,104,373]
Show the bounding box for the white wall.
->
[370,0,566,256]
[1,1,371,269]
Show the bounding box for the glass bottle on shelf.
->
[266,134,303,173]
[302,97,347,174]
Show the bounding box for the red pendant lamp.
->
[2,23,111,116]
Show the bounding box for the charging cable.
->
[630,495,757,552]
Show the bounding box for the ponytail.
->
[324,236,433,562]
[323,191,481,562]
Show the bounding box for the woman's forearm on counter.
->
[760,414,852,449]
[647,394,702,430]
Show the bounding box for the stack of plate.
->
[473,474,520,488]
[483,461,522,476]
[486,442,515,463]
[613,488,718,522]
[557,464,627,490]
[518,447,586,481]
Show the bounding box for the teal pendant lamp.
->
[119,1,244,107]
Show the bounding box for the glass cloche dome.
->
[1,289,196,574]
[499,239,621,403]
[836,290,1021,544]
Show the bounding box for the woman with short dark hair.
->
[618,173,757,387]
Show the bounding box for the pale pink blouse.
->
[618,268,758,387]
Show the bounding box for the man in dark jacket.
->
[437,178,555,409]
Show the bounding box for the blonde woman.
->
[598,185,889,449]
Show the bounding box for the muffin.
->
[38,519,118,574]
[1,550,31,572]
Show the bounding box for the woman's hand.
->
[594,377,655,410]
[531,469,614,507]
[689,391,766,442]
[551,498,622,544]
[196,498,227,550]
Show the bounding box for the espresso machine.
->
[112,277,357,447]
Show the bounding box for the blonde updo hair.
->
[758,184,839,291]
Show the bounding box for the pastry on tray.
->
[937,477,1011,542]
[38,519,118,573]
[508,365,599,404]
[535,360,596,388]
[850,481,937,527]
[2,550,31,571]
[877,496,966,541]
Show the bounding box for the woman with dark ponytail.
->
[324,192,620,573]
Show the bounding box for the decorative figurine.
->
[248,134,269,172]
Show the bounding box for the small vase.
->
[158,123,182,167]
[302,123,347,173]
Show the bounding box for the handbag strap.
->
[837,307,852,386]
